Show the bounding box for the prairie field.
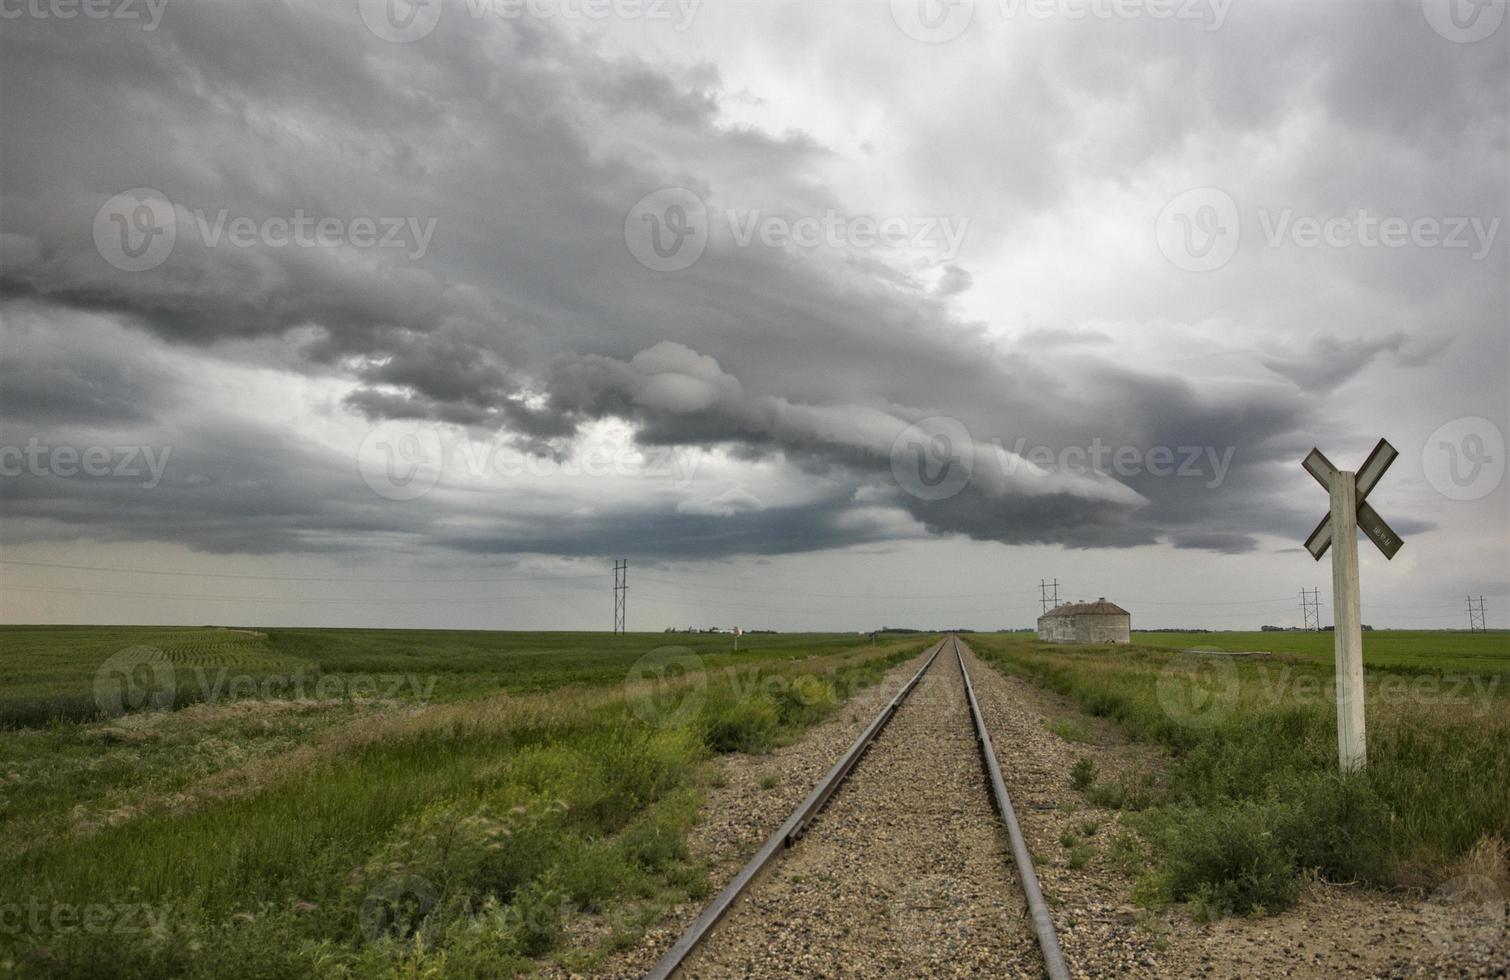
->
[0,627,929,978]
[968,631,1510,919]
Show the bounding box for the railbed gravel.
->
[674,640,1040,978]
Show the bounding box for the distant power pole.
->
[1467,595,1487,633]
[1300,588,1322,632]
[1039,579,1060,615]
[613,559,628,634]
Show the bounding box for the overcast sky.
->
[1,0,1506,632]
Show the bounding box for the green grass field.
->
[1133,629,1510,676]
[0,626,869,728]
[970,631,1510,919]
[0,626,932,978]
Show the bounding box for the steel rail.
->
[643,637,948,980]
[952,635,1072,980]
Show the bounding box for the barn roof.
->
[1041,598,1129,618]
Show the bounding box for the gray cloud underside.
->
[1,1,1502,562]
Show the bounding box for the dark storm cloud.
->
[0,0,1502,566]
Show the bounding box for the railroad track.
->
[645,635,1070,979]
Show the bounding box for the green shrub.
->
[701,695,781,754]
[1146,801,1302,917]
[1070,756,1097,791]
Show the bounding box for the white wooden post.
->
[1328,469,1367,773]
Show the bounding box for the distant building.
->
[1037,598,1131,644]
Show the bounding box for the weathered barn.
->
[1037,598,1131,644]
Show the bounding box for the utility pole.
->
[1039,579,1059,615]
[1467,595,1487,633]
[1300,587,1321,632]
[613,559,627,634]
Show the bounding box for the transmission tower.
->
[1467,595,1486,633]
[613,559,627,634]
[1300,587,1322,631]
[1039,579,1060,615]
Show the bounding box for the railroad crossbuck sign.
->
[1301,438,1404,773]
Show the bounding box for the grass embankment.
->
[969,634,1510,918]
[0,626,866,727]
[0,630,931,977]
